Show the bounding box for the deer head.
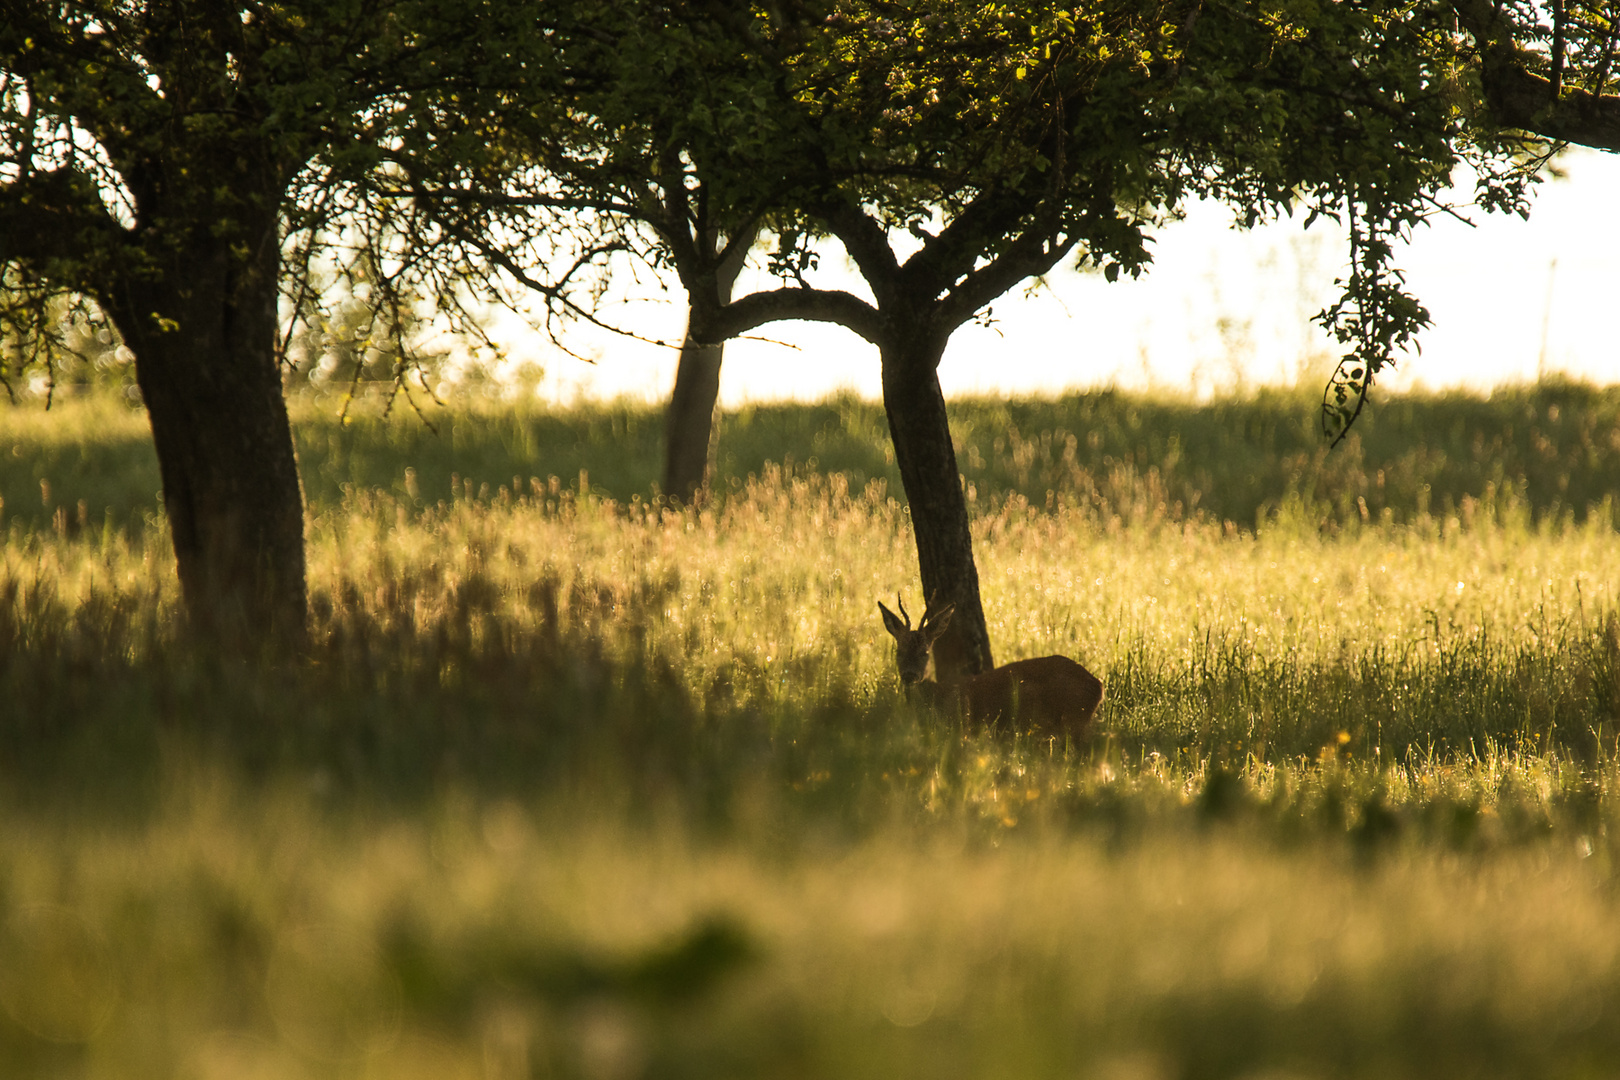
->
[877,594,955,684]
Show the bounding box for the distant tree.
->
[0,1,536,650]
[382,10,778,506]
[663,227,753,504]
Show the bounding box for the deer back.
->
[959,656,1103,738]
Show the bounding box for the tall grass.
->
[7,377,1620,536]
[3,384,1620,1077]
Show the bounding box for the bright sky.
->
[513,148,1620,405]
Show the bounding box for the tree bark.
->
[103,218,308,653]
[879,326,994,680]
[663,235,750,503]
[663,336,725,503]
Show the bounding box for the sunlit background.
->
[507,148,1620,405]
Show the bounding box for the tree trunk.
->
[663,334,724,504]
[662,235,751,504]
[879,330,994,680]
[105,223,308,653]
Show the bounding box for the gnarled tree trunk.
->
[104,214,308,653]
[879,327,994,681]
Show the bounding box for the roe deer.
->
[878,595,1103,738]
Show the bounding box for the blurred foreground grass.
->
[3,385,1620,1078]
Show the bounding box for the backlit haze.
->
[498,148,1620,406]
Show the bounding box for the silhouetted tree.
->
[0,1,551,650]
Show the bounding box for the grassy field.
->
[3,383,1620,1078]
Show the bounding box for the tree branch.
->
[818,200,904,306]
[0,167,131,296]
[1451,0,1620,151]
[0,6,167,170]
[705,286,885,347]
[934,230,1077,333]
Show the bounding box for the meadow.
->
[3,381,1620,1079]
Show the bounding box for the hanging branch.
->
[1317,191,1431,447]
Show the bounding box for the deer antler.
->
[918,594,954,638]
[896,592,911,629]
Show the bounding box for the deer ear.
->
[878,601,908,639]
[925,604,955,641]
